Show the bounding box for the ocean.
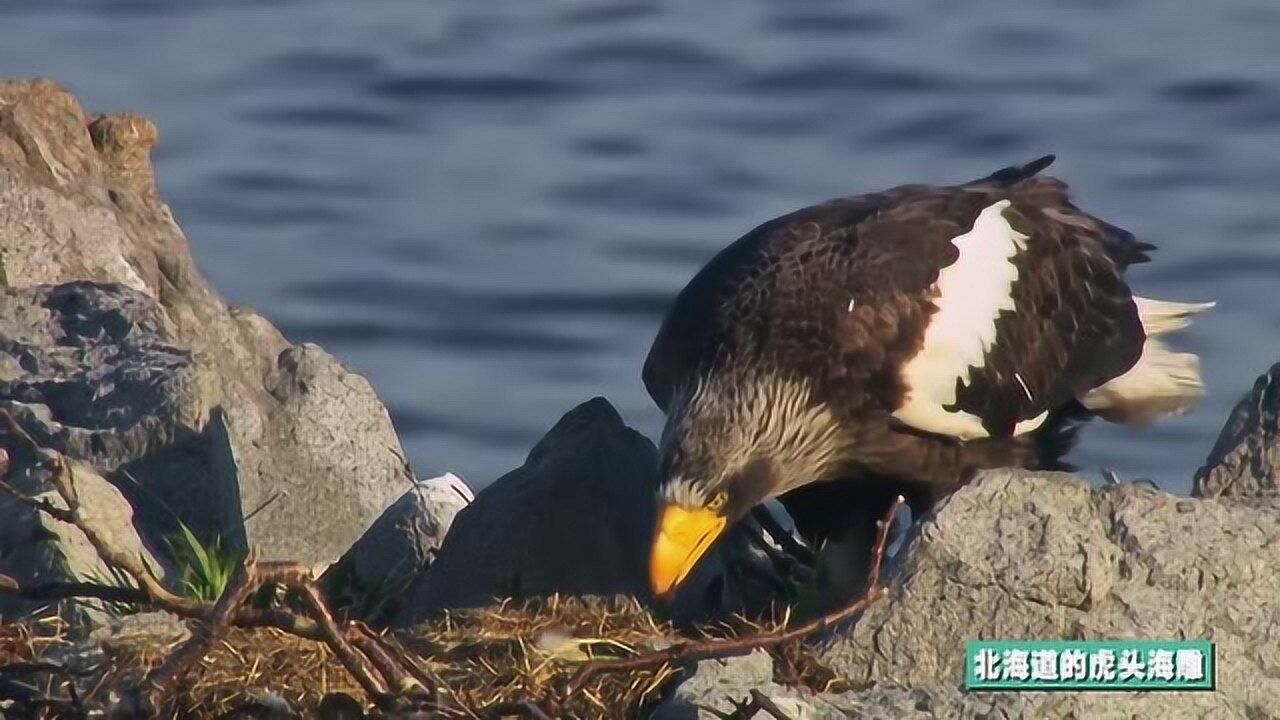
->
[4,0,1279,494]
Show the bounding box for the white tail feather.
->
[1081,296,1214,424]
[1131,297,1215,334]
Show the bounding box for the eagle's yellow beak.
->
[649,504,727,599]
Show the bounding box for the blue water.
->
[4,1,1279,494]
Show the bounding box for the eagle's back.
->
[644,157,1165,442]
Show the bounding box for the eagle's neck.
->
[665,369,850,498]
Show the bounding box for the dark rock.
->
[317,693,363,720]
[1194,360,1280,499]
[389,397,816,626]
[392,398,660,623]
[224,694,294,719]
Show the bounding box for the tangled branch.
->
[0,409,428,715]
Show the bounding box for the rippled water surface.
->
[4,1,1280,493]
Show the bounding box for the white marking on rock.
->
[893,201,1027,440]
[847,298,857,312]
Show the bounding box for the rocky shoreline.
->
[1,79,1278,718]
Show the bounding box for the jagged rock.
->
[0,79,413,565]
[19,613,192,695]
[392,399,661,623]
[1194,360,1280,499]
[389,398,794,626]
[0,80,285,366]
[0,457,169,626]
[0,282,245,549]
[801,470,1279,717]
[322,472,474,621]
[0,283,201,445]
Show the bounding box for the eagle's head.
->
[649,371,846,598]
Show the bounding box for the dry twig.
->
[139,556,258,706]
[0,409,427,714]
[708,688,798,720]
[558,494,903,704]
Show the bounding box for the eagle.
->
[643,156,1211,601]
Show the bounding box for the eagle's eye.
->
[707,490,728,513]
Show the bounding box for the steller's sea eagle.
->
[644,156,1212,601]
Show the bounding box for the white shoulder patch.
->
[892,200,1027,440]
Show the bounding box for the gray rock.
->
[322,472,473,621]
[804,470,1280,717]
[31,613,193,715]
[0,80,290,384]
[18,613,190,699]
[392,398,660,623]
[0,283,201,448]
[89,610,191,647]
[663,669,1039,719]
[0,79,413,566]
[655,651,1041,719]
[1194,360,1280,499]
[795,686,1041,719]
[651,651,805,720]
[0,457,169,627]
[0,282,244,550]
[237,343,416,564]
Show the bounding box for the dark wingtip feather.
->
[1097,218,1157,266]
[973,154,1058,187]
[1021,153,1057,177]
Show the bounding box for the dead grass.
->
[96,625,366,717]
[402,595,681,718]
[2,597,681,718]
[1,597,846,719]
